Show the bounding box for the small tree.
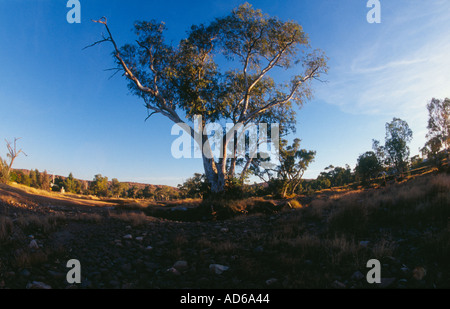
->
[355,151,382,184]
[425,97,450,164]
[178,173,210,199]
[110,178,121,198]
[317,164,354,188]
[373,118,413,175]
[253,138,315,198]
[90,174,109,197]
[0,157,9,184]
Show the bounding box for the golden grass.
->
[108,211,155,226]
[13,248,48,268]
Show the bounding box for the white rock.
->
[209,264,229,275]
[359,241,370,248]
[173,260,188,271]
[123,234,132,240]
[351,271,364,281]
[145,246,153,251]
[26,281,52,289]
[29,240,39,249]
[265,278,278,286]
[166,267,181,276]
[135,236,144,241]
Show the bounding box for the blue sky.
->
[0,0,449,186]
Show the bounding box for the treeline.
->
[179,97,450,199]
[8,170,180,201]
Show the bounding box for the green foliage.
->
[0,157,9,184]
[252,138,315,198]
[63,173,83,194]
[423,97,450,164]
[40,170,51,191]
[317,164,354,188]
[178,173,210,199]
[373,118,413,174]
[90,174,109,197]
[93,2,328,193]
[355,151,382,184]
[276,138,316,197]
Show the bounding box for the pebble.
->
[173,260,189,271]
[265,278,278,286]
[26,281,52,289]
[332,280,346,289]
[167,267,181,276]
[351,271,365,281]
[123,234,132,240]
[209,264,229,275]
[29,239,39,249]
[359,241,370,248]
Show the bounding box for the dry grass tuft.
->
[0,215,14,243]
[108,211,153,226]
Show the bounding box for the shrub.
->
[0,157,10,184]
[0,216,13,243]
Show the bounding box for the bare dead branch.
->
[5,138,27,171]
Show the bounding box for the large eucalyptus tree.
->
[90,3,327,194]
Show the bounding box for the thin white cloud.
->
[318,3,450,119]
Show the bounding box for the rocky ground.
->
[0,176,449,290]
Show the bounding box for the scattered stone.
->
[209,264,229,275]
[29,239,39,249]
[123,234,132,240]
[135,236,144,241]
[400,266,410,276]
[167,267,181,276]
[220,227,229,233]
[359,241,370,248]
[351,271,365,281]
[397,279,408,288]
[145,245,153,251]
[26,281,52,289]
[379,277,396,288]
[332,280,346,289]
[265,278,278,286]
[173,260,189,271]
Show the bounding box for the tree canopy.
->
[91,3,327,194]
[373,118,413,174]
